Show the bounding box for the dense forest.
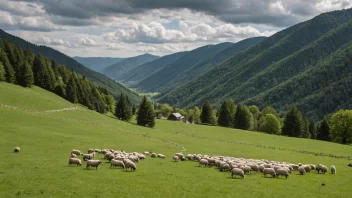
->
[0,39,115,114]
[0,29,140,105]
[158,8,352,121]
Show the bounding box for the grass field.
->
[0,82,351,198]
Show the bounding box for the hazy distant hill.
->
[73,57,125,73]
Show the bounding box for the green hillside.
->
[121,51,187,87]
[102,53,159,80]
[158,9,352,121]
[0,29,140,104]
[136,42,234,92]
[73,57,125,73]
[1,82,351,197]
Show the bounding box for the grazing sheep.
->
[220,163,231,172]
[199,159,209,167]
[241,166,252,175]
[259,165,265,173]
[70,153,77,158]
[303,165,311,173]
[68,158,81,166]
[316,164,322,173]
[110,159,125,169]
[143,151,150,155]
[231,168,245,179]
[71,150,81,156]
[321,165,328,174]
[194,155,201,161]
[263,164,271,168]
[94,149,101,153]
[298,166,306,175]
[125,161,137,171]
[298,163,303,166]
[151,153,157,158]
[310,164,316,170]
[292,165,299,171]
[263,168,276,178]
[86,160,102,170]
[83,154,94,161]
[276,168,289,178]
[331,165,336,174]
[173,156,179,162]
[138,154,145,160]
[250,164,259,173]
[14,147,20,153]
[157,154,165,159]
[186,154,194,161]
[88,149,94,154]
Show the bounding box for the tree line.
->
[154,100,352,145]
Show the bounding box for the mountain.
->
[120,51,188,87]
[0,29,140,104]
[136,42,234,92]
[73,57,125,73]
[102,53,160,80]
[158,8,352,121]
[155,37,266,97]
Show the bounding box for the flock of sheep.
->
[172,153,337,179]
[14,146,337,179]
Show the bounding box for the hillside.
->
[0,29,140,104]
[121,51,187,86]
[158,8,352,121]
[136,42,234,92]
[1,82,352,197]
[155,37,266,97]
[73,57,125,73]
[102,53,159,80]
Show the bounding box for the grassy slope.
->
[0,82,351,197]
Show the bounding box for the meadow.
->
[0,82,351,198]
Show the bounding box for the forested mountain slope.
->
[136,42,234,92]
[121,51,187,87]
[0,29,140,104]
[158,8,352,121]
[155,37,266,98]
[102,53,159,80]
[73,57,124,73]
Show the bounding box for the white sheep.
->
[151,153,157,158]
[199,159,209,167]
[259,165,265,173]
[157,154,165,159]
[220,163,231,172]
[143,151,150,155]
[173,156,179,162]
[125,161,137,171]
[241,166,252,175]
[83,154,94,161]
[321,165,328,174]
[331,165,336,174]
[310,164,316,170]
[298,166,306,175]
[86,160,102,169]
[316,164,322,173]
[231,168,245,179]
[250,164,259,173]
[70,153,77,158]
[88,149,94,154]
[14,147,20,153]
[263,168,276,178]
[110,159,125,169]
[71,149,81,156]
[68,158,81,166]
[276,168,289,178]
[303,165,311,173]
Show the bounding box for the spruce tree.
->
[301,117,311,138]
[24,49,34,66]
[317,118,331,141]
[0,62,5,81]
[233,104,254,130]
[193,106,201,124]
[201,101,213,124]
[282,106,304,137]
[66,76,78,103]
[136,96,155,127]
[20,61,34,87]
[218,100,233,127]
[0,49,15,83]
[54,84,66,98]
[115,94,128,120]
[309,120,318,139]
[32,54,50,89]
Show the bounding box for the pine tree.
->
[282,106,304,137]
[32,54,50,89]
[24,49,34,66]
[136,96,155,127]
[218,100,234,127]
[309,120,318,139]
[233,104,254,130]
[193,106,201,124]
[54,84,66,98]
[301,117,311,138]
[201,101,213,124]
[0,62,5,81]
[0,49,15,83]
[20,61,34,87]
[66,76,78,103]
[115,94,130,121]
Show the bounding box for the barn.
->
[167,113,185,121]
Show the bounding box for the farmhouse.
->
[167,113,185,121]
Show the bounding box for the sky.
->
[0,0,351,58]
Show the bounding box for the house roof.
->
[171,113,182,118]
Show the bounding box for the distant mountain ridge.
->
[0,29,140,104]
[158,8,352,121]
[73,57,125,73]
[102,53,159,80]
